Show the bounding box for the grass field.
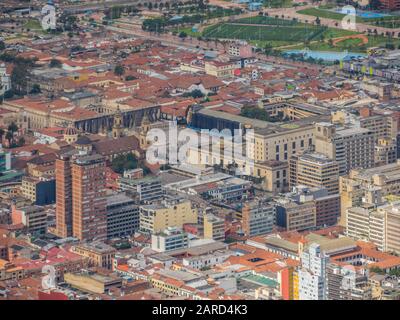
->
[24,19,42,31]
[203,23,327,43]
[297,7,400,28]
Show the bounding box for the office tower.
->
[289,152,340,195]
[314,122,375,176]
[55,153,73,238]
[242,199,275,236]
[72,154,107,241]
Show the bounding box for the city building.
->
[106,193,139,239]
[298,243,329,300]
[71,154,108,241]
[139,197,197,234]
[72,242,116,270]
[203,214,225,242]
[11,205,47,236]
[289,152,340,195]
[0,146,11,173]
[118,172,164,203]
[21,176,56,205]
[242,199,275,236]
[339,161,400,225]
[315,122,375,176]
[151,227,189,253]
[55,153,73,238]
[346,201,400,254]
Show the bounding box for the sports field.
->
[202,16,355,45]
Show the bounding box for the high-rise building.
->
[298,243,329,300]
[289,152,339,195]
[242,199,275,236]
[72,154,107,241]
[314,122,375,176]
[55,153,73,238]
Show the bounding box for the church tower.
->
[139,113,151,149]
[112,106,124,139]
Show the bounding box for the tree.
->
[8,122,18,134]
[183,89,204,98]
[179,31,187,39]
[3,89,14,100]
[0,128,4,142]
[0,41,5,51]
[49,59,62,68]
[30,84,41,94]
[111,153,138,174]
[315,17,321,26]
[114,65,125,76]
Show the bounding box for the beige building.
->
[360,114,398,142]
[314,122,375,176]
[203,214,225,241]
[254,160,288,194]
[276,200,316,232]
[72,242,116,270]
[204,61,237,78]
[64,272,122,294]
[346,201,400,254]
[340,161,400,225]
[289,152,339,195]
[374,138,397,166]
[139,197,197,234]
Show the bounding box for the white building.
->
[151,227,189,253]
[0,63,11,96]
[182,250,234,270]
[298,243,329,300]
